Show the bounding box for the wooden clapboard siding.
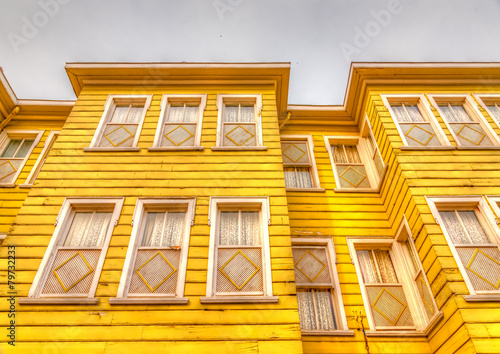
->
[5,83,303,353]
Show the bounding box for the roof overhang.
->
[65,62,291,118]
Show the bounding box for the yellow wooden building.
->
[1,62,500,353]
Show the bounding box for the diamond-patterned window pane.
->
[282,143,309,164]
[100,124,137,148]
[292,247,331,284]
[367,285,414,327]
[453,123,492,146]
[0,159,21,183]
[338,165,369,188]
[223,124,256,146]
[135,251,177,292]
[163,124,195,147]
[216,248,263,294]
[457,246,500,291]
[400,123,441,147]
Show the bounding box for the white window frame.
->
[201,196,277,303]
[281,135,323,191]
[149,94,207,151]
[473,93,500,131]
[85,94,152,151]
[0,130,43,187]
[110,198,195,304]
[213,94,265,151]
[20,197,124,304]
[324,131,385,193]
[427,94,500,148]
[380,94,451,149]
[348,224,442,335]
[487,196,500,226]
[426,196,500,301]
[292,237,353,336]
[20,130,59,188]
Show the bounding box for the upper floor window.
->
[428,94,500,148]
[0,130,43,187]
[381,94,450,148]
[281,135,321,190]
[473,94,500,131]
[87,95,152,151]
[150,94,207,151]
[20,130,59,188]
[214,94,264,150]
[325,119,386,192]
[427,196,500,299]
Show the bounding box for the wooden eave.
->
[0,70,18,120]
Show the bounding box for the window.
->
[86,95,152,150]
[20,198,123,304]
[292,238,351,335]
[325,120,386,192]
[281,135,321,190]
[381,94,450,148]
[427,196,500,299]
[214,94,264,150]
[110,198,195,304]
[201,197,276,303]
[428,94,500,148]
[473,94,500,131]
[0,130,43,186]
[20,130,59,187]
[150,94,207,150]
[348,219,441,334]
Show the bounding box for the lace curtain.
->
[223,105,254,123]
[284,168,313,188]
[167,105,198,123]
[439,105,471,123]
[297,289,336,330]
[141,212,186,247]
[111,105,143,123]
[219,211,260,246]
[357,250,398,284]
[392,105,424,123]
[440,210,490,244]
[1,139,34,158]
[332,145,361,164]
[64,212,112,247]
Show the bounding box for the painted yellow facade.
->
[1,63,500,353]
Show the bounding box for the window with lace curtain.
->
[381,94,450,148]
[292,238,350,334]
[87,95,152,150]
[214,94,264,149]
[202,197,276,303]
[427,197,500,298]
[111,199,195,304]
[473,94,500,132]
[0,130,43,186]
[22,198,123,303]
[428,94,500,148]
[325,134,384,192]
[281,135,321,190]
[349,228,441,333]
[150,95,207,150]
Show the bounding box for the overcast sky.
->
[1,0,500,105]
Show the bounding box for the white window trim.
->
[19,197,124,305]
[20,130,59,188]
[110,197,195,304]
[86,94,153,151]
[201,196,277,303]
[324,134,383,193]
[291,237,353,336]
[473,93,500,132]
[427,94,500,148]
[281,134,323,191]
[149,94,207,151]
[347,231,443,335]
[380,93,452,149]
[0,130,44,187]
[426,196,500,299]
[486,196,500,226]
[213,94,265,150]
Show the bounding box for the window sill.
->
[399,146,455,151]
[0,183,16,188]
[83,147,141,152]
[463,294,500,302]
[18,297,100,305]
[334,188,379,193]
[286,188,325,192]
[148,147,204,152]
[456,146,500,150]
[200,296,279,304]
[211,146,267,151]
[18,184,33,189]
[301,330,355,336]
[109,297,189,305]
[365,330,426,337]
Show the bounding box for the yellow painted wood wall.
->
[1,84,303,353]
